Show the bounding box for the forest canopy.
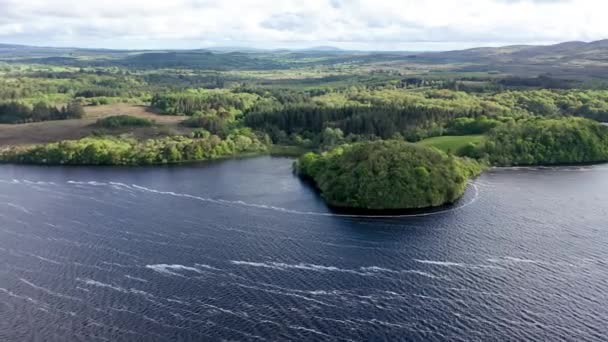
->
[295,140,484,210]
[469,117,608,166]
[0,100,84,123]
[0,131,267,166]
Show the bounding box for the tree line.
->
[244,104,485,142]
[467,118,608,166]
[0,130,267,166]
[0,100,85,124]
[150,90,262,116]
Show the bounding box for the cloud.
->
[328,0,351,9]
[497,0,570,3]
[260,12,317,32]
[0,0,605,50]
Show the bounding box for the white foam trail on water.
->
[198,302,249,318]
[129,182,479,218]
[3,202,32,214]
[230,260,443,279]
[222,327,267,341]
[100,261,132,268]
[414,260,466,267]
[288,325,332,338]
[0,287,40,304]
[21,180,57,186]
[28,254,63,265]
[68,180,108,186]
[255,282,342,297]
[78,279,127,292]
[505,256,543,264]
[145,264,206,277]
[414,259,502,270]
[108,182,135,192]
[231,260,367,275]
[232,283,337,307]
[77,278,153,297]
[359,266,442,279]
[19,278,82,302]
[2,285,87,318]
[58,179,480,218]
[108,306,137,314]
[166,298,190,305]
[124,275,149,283]
[194,263,222,271]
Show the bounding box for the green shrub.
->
[96,115,154,128]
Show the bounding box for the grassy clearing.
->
[268,145,313,157]
[418,135,484,154]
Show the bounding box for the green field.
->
[418,135,484,154]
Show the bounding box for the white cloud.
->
[0,0,606,50]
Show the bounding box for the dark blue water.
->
[1,156,607,341]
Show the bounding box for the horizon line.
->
[1,38,607,53]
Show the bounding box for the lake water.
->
[1,156,607,341]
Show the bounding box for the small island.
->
[295,140,484,211]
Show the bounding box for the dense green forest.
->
[295,141,484,210]
[0,100,84,123]
[0,130,266,165]
[243,88,608,144]
[469,118,608,166]
[150,90,262,116]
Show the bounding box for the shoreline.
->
[3,147,607,170]
[0,145,309,168]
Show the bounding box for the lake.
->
[1,156,607,341]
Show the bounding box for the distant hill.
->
[413,39,608,80]
[423,40,608,63]
[117,51,285,70]
[299,46,343,52]
[1,40,607,78]
[3,49,286,70]
[0,43,28,49]
[0,44,78,58]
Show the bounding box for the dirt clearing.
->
[0,104,190,147]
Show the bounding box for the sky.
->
[0,0,606,51]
